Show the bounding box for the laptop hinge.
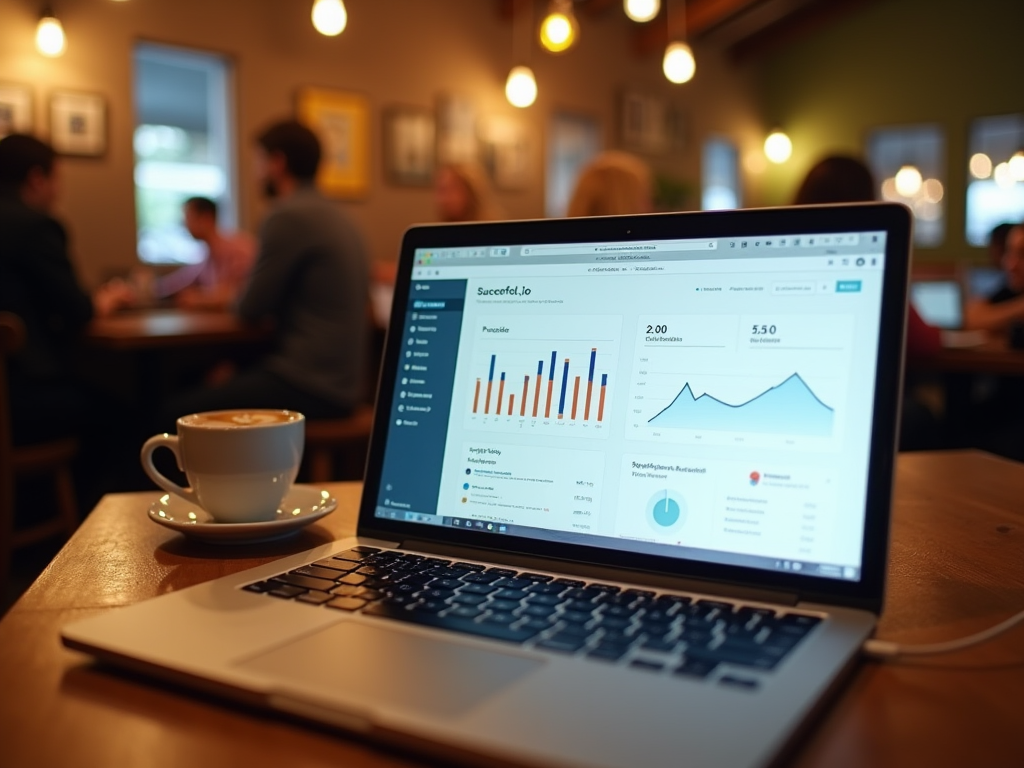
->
[398,539,800,607]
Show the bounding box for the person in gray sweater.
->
[163,120,370,422]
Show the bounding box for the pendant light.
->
[36,7,66,57]
[625,0,660,23]
[539,0,579,54]
[311,0,347,37]
[662,1,694,84]
[506,0,537,108]
[764,129,792,164]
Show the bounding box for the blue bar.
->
[488,354,496,381]
[537,360,544,376]
[548,351,557,382]
[588,348,596,383]
[601,373,607,386]
[558,359,570,416]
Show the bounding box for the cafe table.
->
[1,450,1022,768]
[912,337,1024,377]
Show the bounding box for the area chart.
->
[648,373,834,436]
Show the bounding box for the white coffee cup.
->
[141,409,305,523]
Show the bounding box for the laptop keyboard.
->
[243,546,821,684]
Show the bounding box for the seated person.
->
[153,196,256,310]
[434,162,502,222]
[792,154,942,450]
[161,120,370,424]
[0,133,139,507]
[567,151,653,217]
[964,223,1024,336]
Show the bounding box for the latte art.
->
[183,410,299,428]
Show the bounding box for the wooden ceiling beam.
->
[727,0,876,62]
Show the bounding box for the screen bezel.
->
[358,203,911,614]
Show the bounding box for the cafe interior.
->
[1,0,1023,766]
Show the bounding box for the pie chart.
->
[646,489,687,533]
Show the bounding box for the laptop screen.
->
[368,225,891,585]
[910,280,962,329]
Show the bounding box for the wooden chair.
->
[0,312,80,594]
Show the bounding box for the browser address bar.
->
[521,240,717,256]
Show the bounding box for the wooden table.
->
[86,308,271,351]
[911,338,1024,377]
[1,451,1022,768]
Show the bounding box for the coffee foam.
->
[182,410,300,428]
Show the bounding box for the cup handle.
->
[140,434,199,505]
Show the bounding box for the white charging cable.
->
[862,607,1024,660]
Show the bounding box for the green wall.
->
[758,0,1024,261]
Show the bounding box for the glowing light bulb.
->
[311,0,347,36]
[922,178,943,203]
[663,42,695,84]
[969,152,992,179]
[894,165,922,197]
[763,131,792,164]
[505,66,537,108]
[539,9,577,53]
[36,15,66,57]
[1008,152,1024,182]
[624,0,660,22]
[993,162,1013,188]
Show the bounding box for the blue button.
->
[836,280,862,293]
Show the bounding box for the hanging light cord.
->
[862,607,1024,660]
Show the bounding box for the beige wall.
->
[1,0,763,286]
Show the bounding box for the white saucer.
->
[147,485,337,545]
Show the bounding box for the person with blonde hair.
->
[434,162,502,222]
[567,151,653,217]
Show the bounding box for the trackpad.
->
[238,620,544,717]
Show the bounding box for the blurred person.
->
[0,133,140,510]
[566,151,653,218]
[986,222,1014,268]
[434,162,501,222]
[964,223,1024,335]
[162,120,370,423]
[793,154,942,450]
[151,196,256,310]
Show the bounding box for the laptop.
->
[63,202,911,768]
[909,278,963,329]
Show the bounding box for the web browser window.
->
[373,231,888,583]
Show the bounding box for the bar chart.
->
[464,315,621,438]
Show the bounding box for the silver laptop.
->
[63,203,911,768]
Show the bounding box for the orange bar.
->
[584,380,593,421]
[521,376,529,416]
[545,379,554,418]
[532,374,541,417]
[508,394,515,416]
[571,377,580,420]
[496,376,505,416]
[598,384,606,422]
[484,380,493,414]
[473,379,481,413]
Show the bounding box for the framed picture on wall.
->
[0,83,33,138]
[296,87,370,199]
[383,105,435,186]
[436,93,478,166]
[50,91,106,156]
[480,116,530,191]
[619,90,669,155]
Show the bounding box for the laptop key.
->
[524,593,562,606]
[630,659,664,672]
[278,573,338,592]
[492,578,531,590]
[326,596,367,611]
[296,590,334,605]
[450,593,488,606]
[459,583,499,595]
[312,559,359,573]
[493,588,529,600]
[447,606,486,619]
[453,562,486,571]
[362,602,542,644]
[674,658,719,679]
[588,644,629,661]
[461,571,501,584]
[719,675,761,691]
[535,634,587,653]
[520,604,558,618]
[268,585,306,599]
